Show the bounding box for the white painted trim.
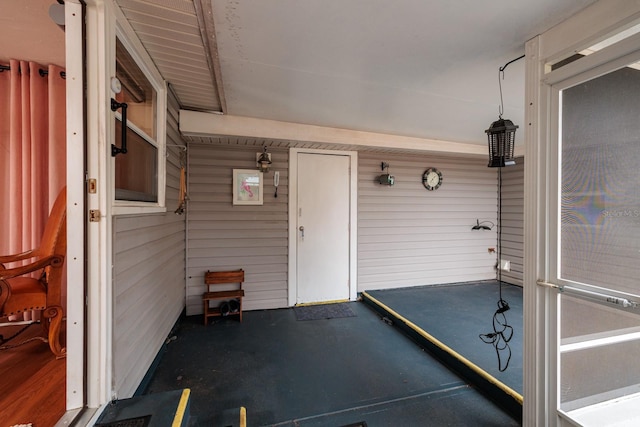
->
[561,329,640,353]
[564,391,640,426]
[85,0,115,407]
[180,110,487,157]
[544,31,640,87]
[349,152,358,303]
[64,0,86,411]
[111,205,167,215]
[525,2,640,425]
[288,148,358,306]
[540,0,640,66]
[524,34,552,427]
[112,3,167,213]
[287,150,297,306]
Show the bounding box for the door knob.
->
[299,226,304,238]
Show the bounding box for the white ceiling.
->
[121,0,599,148]
[4,0,601,151]
[208,0,546,146]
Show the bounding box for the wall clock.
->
[422,167,442,191]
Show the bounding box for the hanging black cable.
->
[479,55,523,372]
[479,164,513,371]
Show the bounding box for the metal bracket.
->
[87,178,97,194]
[89,210,101,222]
[537,280,563,291]
[538,280,639,309]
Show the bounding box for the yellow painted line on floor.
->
[295,299,349,307]
[362,291,523,405]
[239,406,247,427]
[172,388,191,427]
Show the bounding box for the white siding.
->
[186,148,508,310]
[357,152,499,290]
[500,158,524,286]
[186,145,289,315]
[112,92,186,397]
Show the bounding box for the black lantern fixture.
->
[256,146,272,173]
[485,54,524,168]
[486,118,517,167]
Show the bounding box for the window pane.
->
[115,119,157,202]
[560,295,640,409]
[116,38,155,138]
[560,66,640,295]
[561,295,639,340]
[559,62,640,424]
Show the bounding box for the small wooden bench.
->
[203,269,244,324]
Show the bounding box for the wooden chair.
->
[203,269,244,324]
[0,187,67,358]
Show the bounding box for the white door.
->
[295,152,351,304]
[551,59,640,425]
[527,25,640,426]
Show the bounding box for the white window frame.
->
[112,6,166,215]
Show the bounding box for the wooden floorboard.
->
[0,323,66,427]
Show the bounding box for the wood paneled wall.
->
[112,92,187,397]
[185,144,289,315]
[357,152,499,290]
[500,158,524,286]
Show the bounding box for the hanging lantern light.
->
[485,54,524,168]
[486,118,517,167]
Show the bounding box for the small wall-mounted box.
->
[377,174,395,186]
[500,259,511,272]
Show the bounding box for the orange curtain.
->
[0,59,66,254]
[0,60,66,318]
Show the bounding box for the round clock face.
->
[422,168,442,191]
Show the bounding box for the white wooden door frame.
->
[288,148,358,306]
[524,2,640,426]
[84,0,117,411]
[64,0,86,414]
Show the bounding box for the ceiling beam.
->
[180,110,492,156]
[193,0,227,113]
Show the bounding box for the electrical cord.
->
[479,298,513,371]
[0,322,44,351]
[479,158,513,372]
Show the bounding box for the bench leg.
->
[203,299,208,325]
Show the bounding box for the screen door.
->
[555,61,640,424]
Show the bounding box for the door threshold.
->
[295,299,349,307]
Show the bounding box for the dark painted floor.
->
[145,298,521,426]
[366,281,523,395]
